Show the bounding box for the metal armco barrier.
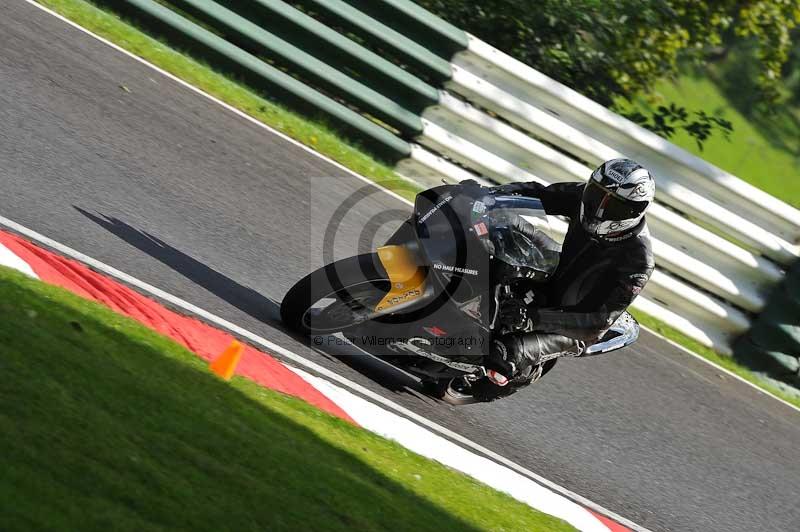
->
[101,0,411,159]
[448,39,800,264]
[299,0,454,83]
[166,0,426,134]
[98,0,800,364]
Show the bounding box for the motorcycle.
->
[281,181,640,404]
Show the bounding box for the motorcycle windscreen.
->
[475,195,562,280]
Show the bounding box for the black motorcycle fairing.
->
[385,218,418,250]
[412,184,494,318]
[414,185,486,270]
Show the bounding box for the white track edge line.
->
[289,366,613,532]
[0,214,650,532]
[26,0,798,416]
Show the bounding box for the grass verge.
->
[32,0,798,408]
[0,265,573,531]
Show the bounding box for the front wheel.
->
[281,253,391,335]
[428,378,482,406]
[429,359,558,404]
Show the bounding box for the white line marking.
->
[290,366,612,532]
[0,243,39,278]
[0,214,650,532]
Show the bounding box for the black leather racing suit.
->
[480,181,655,398]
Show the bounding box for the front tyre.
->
[281,253,390,336]
[427,378,482,406]
[430,359,558,404]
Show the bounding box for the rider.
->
[476,158,656,401]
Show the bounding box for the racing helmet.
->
[581,159,655,239]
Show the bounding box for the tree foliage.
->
[624,105,733,151]
[786,29,800,103]
[734,1,800,104]
[417,0,800,145]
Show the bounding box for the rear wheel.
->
[281,253,391,335]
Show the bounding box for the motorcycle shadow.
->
[75,207,283,323]
[75,207,437,401]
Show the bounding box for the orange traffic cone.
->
[210,340,244,381]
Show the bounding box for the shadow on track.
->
[75,207,434,400]
[75,206,281,323]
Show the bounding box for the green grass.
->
[0,265,573,531]
[619,72,800,209]
[31,0,798,414]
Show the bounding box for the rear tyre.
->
[280,253,390,336]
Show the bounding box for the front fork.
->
[374,244,429,314]
[374,243,490,381]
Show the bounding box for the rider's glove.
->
[486,338,516,386]
[500,299,533,332]
[486,335,529,386]
[490,182,528,196]
[491,181,544,196]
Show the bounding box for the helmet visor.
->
[582,181,648,221]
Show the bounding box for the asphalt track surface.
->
[2,3,800,531]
